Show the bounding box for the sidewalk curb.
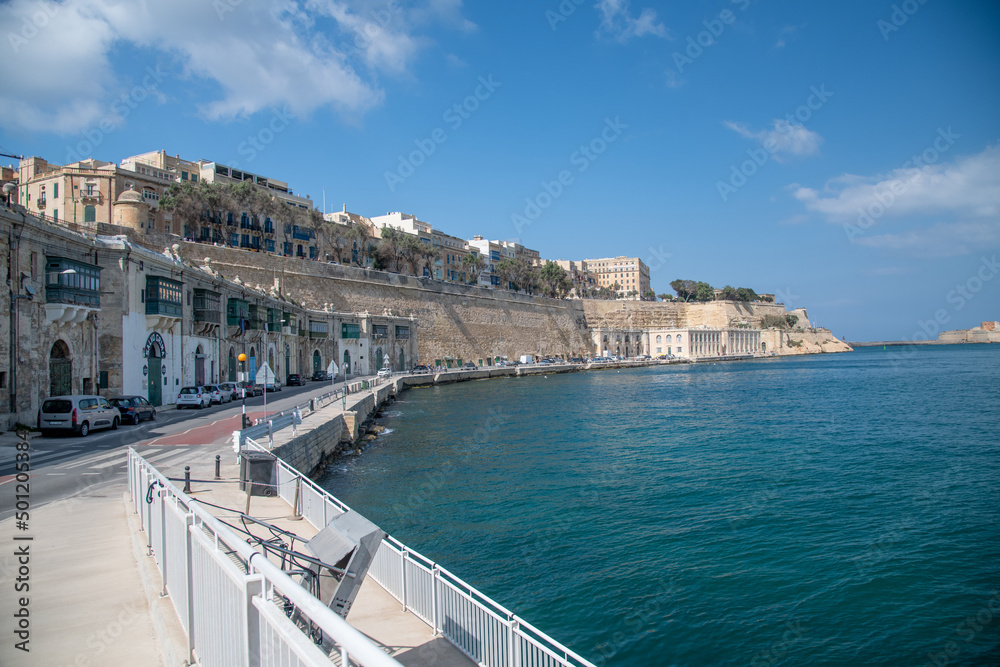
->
[123,491,191,667]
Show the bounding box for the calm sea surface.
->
[316,345,1000,666]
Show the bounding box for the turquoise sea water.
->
[317,346,1000,666]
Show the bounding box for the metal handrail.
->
[249,441,596,667]
[127,448,401,667]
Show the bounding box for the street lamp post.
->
[238,353,249,429]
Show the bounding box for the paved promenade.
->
[0,376,473,666]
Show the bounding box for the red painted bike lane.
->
[141,410,266,447]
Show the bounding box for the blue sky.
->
[1,0,998,341]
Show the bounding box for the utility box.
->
[305,511,386,618]
[239,450,276,497]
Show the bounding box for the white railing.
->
[248,440,596,667]
[127,448,402,667]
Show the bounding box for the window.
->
[84,205,96,223]
[53,183,59,198]
[340,323,360,339]
[395,326,410,339]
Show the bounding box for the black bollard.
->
[214,455,221,480]
[183,466,191,493]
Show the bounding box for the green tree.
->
[463,253,488,284]
[539,260,571,298]
[736,287,759,302]
[670,279,698,301]
[694,281,715,302]
[720,285,738,301]
[657,292,674,301]
[642,289,657,301]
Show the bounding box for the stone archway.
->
[49,340,72,396]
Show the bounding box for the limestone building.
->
[0,203,418,429]
[644,327,764,359]
[17,156,176,234]
[583,256,651,299]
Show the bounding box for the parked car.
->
[204,384,231,405]
[108,395,156,425]
[377,368,392,379]
[462,361,478,369]
[311,370,330,381]
[285,374,305,386]
[411,365,430,374]
[264,380,282,392]
[218,382,240,401]
[238,381,263,397]
[177,386,212,409]
[38,395,120,436]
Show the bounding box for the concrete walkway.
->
[0,492,179,667]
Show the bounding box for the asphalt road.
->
[0,378,355,522]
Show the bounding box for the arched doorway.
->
[49,340,72,396]
[195,344,205,386]
[228,347,237,382]
[313,350,322,375]
[398,348,405,371]
[284,344,290,378]
[147,348,162,406]
[342,349,351,379]
[375,347,384,372]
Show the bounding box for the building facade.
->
[18,157,175,234]
[644,327,764,359]
[583,256,651,299]
[0,204,417,429]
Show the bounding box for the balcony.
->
[193,289,221,325]
[145,276,183,330]
[80,189,101,202]
[44,257,102,324]
[37,196,46,208]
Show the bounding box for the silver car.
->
[176,386,211,409]
[37,395,120,437]
[204,384,232,405]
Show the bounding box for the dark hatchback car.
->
[109,395,156,424]
[286,374,305,386]
[311,370,330,381]
[238,381,263,397]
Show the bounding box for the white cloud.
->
[792,144,1000,221]
[0,0,472,134]
[854,222,1000,258]
[792,145,1000,257]
[595,0,668,43]
[725,119,823,162]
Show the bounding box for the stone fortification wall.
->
[763,328,853,355]
[581,300,810,330]
[939,328,1000,344]
[174,242,594,365]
